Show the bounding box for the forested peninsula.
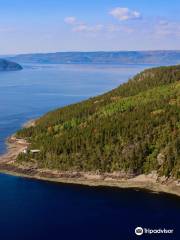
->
[16,65,180,178]
[0,59,22,71]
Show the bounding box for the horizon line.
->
[2,49,180,56]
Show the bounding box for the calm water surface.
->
[0,64,179,240]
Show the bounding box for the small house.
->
[30,149,40,154]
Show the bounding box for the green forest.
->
[16,65,180,178]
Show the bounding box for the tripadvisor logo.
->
[135,227,143,236]
[135,226,174,236]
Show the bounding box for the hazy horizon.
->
[2,49,180,57]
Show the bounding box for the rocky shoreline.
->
[0,135,179,197]
[0,163,180,197]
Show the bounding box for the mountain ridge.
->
[9,50,180,65]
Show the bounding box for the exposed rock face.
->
[0,59,22,71]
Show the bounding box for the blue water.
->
[0,174,179,240]
[0,64,179,240]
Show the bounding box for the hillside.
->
[0,59,22,71]
[16,65,180,179]
[9,51,180,65]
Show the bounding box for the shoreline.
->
[0,167,180,197]
[0,166,180,198]
[0,134,180,197]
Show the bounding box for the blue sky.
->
[0,0,180,54]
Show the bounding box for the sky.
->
[0,0,180,54]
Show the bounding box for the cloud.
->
[73,24,104,33]
[110,7,141,21]
[64,12,140,35]
[64,17,77,25]
[155,20,180,37]
[64,16,104,33]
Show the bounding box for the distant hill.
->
[17,65,180,178]
[9,51,180,65]
[0,59,22,71]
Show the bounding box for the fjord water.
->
[0,64,179,239]
[0,173,179,240]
